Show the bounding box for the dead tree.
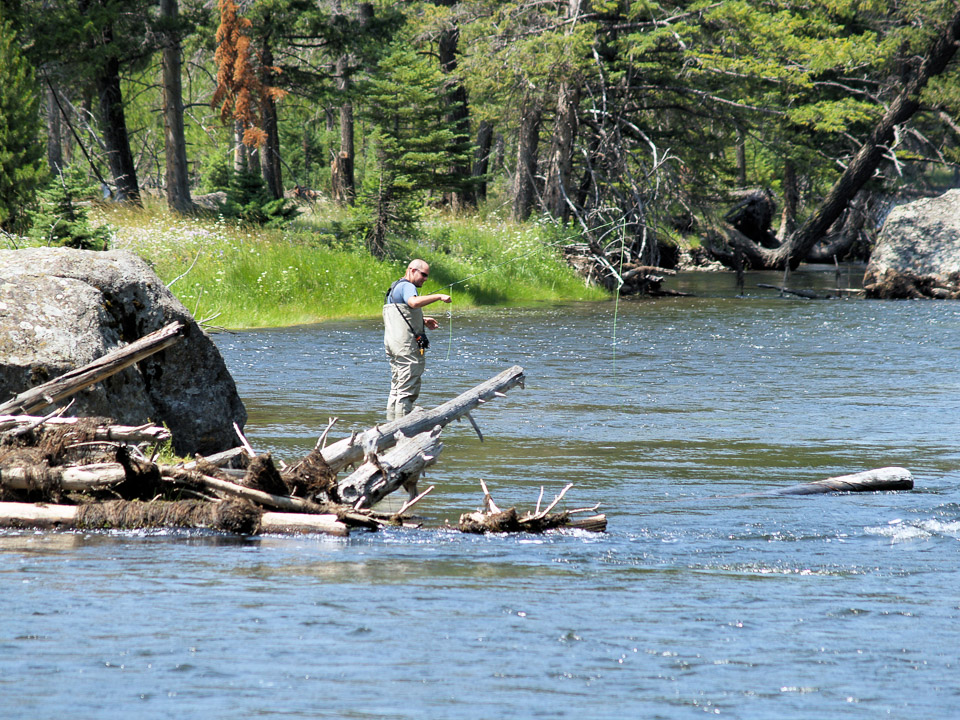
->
[705,7,960,270]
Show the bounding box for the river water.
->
[4,268,960,719]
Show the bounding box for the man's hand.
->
[424,317,440,330]
[437,294,452,303]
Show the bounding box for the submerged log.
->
[768,467,913,495]
[757,283,824,299]
[259,511,349,537]
[320,365,524,473]
[0,321,185,416]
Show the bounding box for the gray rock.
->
[864,189,960,298]
[0,247,246,455]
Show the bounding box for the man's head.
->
[405,259,430,287]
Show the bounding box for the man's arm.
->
[407,293,451,309]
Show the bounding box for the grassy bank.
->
[95,201,608,329]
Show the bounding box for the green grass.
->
[75,200,609,329]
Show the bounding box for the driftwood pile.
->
[459,479,606,534]
[562,243,688,297]
[0,323,605,537]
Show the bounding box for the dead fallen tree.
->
[318,365,525,474]
[459,479,607,534]
[563,244,687,297]
[337,425,443,508]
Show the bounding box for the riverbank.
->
[97,201,608,329]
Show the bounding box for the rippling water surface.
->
[4,268,960,719]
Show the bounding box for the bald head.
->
[405,259,430,287]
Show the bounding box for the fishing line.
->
[435,217,624,363]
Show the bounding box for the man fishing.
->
[383,259,451,420]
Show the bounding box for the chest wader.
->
[383,282,426,420]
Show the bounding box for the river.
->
[4,267,960,719]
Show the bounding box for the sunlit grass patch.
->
[95,201,608,329]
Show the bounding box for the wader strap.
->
[385,279,425,353]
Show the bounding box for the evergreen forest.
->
[2,0,960,279]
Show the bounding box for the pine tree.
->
[0,15,45,233]
[28,166,111,249]
[361,43,474,257]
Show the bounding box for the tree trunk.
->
[331,55,355,205]
[46,84,63,173]
[775,159,798,241]
[259,42,283,200]
[160,0,193,213]
[735,125,747,187]
[233,121,249,173]
[96,50,140,204]
[336,425,443,508]
[513,97,542,222]
[472,119,493,204]
[319,365,525,473]
[543,81,580,218]
[770,7,960,269]
[330,3,372,206]
[439,23,471,211]
[0,416,171,444]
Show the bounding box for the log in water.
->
[768,467,914,495]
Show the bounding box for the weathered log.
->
[183,447,248,470]
[337,426,443,508]
[0,415,171,444]
[769,467,913,495]
[160,466,328,514]
[0,462,127,492]
[320,365,524,473]
[0,321,186,416]
[0,500,349,536]
[0,501,79,528]
[259,511,349,537]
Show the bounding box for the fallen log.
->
[0,415,171,444]
[757,283,823,299]
[259,511,349,537]
[0,321,186,416]
[319,365,524,473]
[0,462,128,492]
[159,466,328,514]
[0,500,349,536]
[768,467,913,495]
[337,426,443,508]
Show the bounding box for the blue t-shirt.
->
[386,279,418,305]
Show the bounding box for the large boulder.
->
[864,189,960,299]
[0,247,246,455]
